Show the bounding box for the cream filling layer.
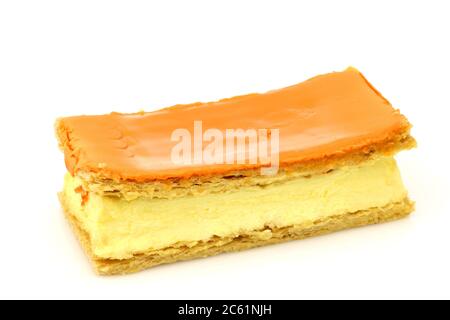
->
[63,157,407,259]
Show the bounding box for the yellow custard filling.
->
[63,157,407,259]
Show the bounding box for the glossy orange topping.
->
[56,68,411,181]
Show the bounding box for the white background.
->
[0,0,449,300]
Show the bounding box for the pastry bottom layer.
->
[60,194,414,275]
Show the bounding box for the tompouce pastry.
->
[56,68,416,275]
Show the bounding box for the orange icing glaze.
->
[57,68,410,181]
